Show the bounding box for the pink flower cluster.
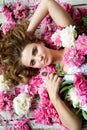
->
[33,87,60,125]
[41,23,63,50]
[0,91,14,114]
[63,33,87,67]
[63,47,85,67]
[13,118,31,130]
[2,2,29,22]
[74,72,87,106]
[21,65,57,97]
[61,3,87,26]
[2,23,16,34]
[40,2,87,48]
[0,89,32,129]
[27,75,44,97]
[0,1,87,130]
[21,66,63,126]
[76,33,87,55]
[2,2,30,34]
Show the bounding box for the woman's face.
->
[21,42,53,68]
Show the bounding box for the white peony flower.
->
[64,65,81,81]
[81,63,87,75]
[68,87,79,108]
[64,75,74,82]
[81,104,87,112]
[0,75,9,91]
[13,93,32,116]
[60,25,77,48]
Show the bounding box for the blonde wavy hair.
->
[0,20,41,86]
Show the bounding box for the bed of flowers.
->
[51,26,87,120]
[0,1,87,130]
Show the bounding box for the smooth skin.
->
[27,0,82,129]
[21,42,65,68]
[46,74,82,130]
[27,0,74,34]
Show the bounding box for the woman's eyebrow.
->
[32,46,38,55]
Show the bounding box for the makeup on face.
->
[21,43,53,68]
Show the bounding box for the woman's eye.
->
[32,47,38,56]
[31,59,35,66]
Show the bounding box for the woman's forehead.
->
[22,43,33,56]
[21,46,31,66]
[25,43,36,48]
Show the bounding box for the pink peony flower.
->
[63,47,85,67]
[2,6,8,13]
[41,22,61,50]
[23,74,44,97]
[2,2,29,22]
[14,87,21,95]
[33,106,60,125]
[0,91,14,114]
[76,33,87,55]
[41,14,53,25]
[32,80,61,125]
[61,3,82,26]
[5,128,10,130]
[13,118,31,130]
[2,6,15,22]
[40,65,57,76]
[74,72,87,105]
[80,8,87,17]
[38,86,53,107]
[12,2,29,20]
[51,29,62,49]
[2,23,16,34]
[13,6,29,20]
[6,12,14,22]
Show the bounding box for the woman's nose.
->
[35,55,43,62]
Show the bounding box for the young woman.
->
[0,0,82,130]
[0,0,74,85]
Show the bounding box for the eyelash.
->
[31,59,35,66]
[32,46,38,56]
[31,46,38,66]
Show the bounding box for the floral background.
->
[0,0,87,130]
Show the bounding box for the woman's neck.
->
[51,48,68,72]
[51,48,65,65]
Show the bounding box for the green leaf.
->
[14,112,19,116]
[61,81,73,87]
[63,90,69,100]
[83,74,87,79]
[60,85,73,94]
[56,63,62,71]
[76,107,82,115]
[82,110,87,120]
[55,63,67,77]
[35,95,40,100]
[82,17,87,26]
[58,71,67,77]
[53,72,58,76]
